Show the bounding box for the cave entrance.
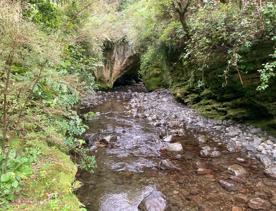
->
[113,59,141,87]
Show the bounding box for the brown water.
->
[77,95,276,211]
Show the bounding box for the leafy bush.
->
[0,1,97,208]
[0,146,40,206]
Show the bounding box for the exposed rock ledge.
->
[94,37,139,88]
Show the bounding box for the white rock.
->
[163,135,173,143]
[166,142,183,152]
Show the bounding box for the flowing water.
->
[77,89,276,211]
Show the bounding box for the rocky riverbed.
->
[78,86,276,211]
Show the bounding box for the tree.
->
[173,0,191,39]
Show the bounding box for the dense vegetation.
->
[0,0,97,209]
[0,0,275,210]
[81,0,275,131]
[124,0,276,127]
[95,0,276,132]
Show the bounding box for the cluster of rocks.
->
[100,186,166,211]
[80,90,133,109]
[126,89,276,179]
[80,88,276,210]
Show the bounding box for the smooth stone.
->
[198,135,207,144]
[175,154,182,159]
[264,165,276,179]
[236,157,246,163]
[200,146,211,157]
[210,150,221,158]
[141,190,166,211]
[228,164,247,177]
[89,145,97,151]
[159,159,179,170]
[166,142,183,152]
[218,180,237,192]
[248,198,271,210]
[259,155,272,168]
[100,193,138,211]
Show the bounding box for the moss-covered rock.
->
[9,140,83,211]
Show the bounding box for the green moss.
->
[142,68,168,91]
[9,140,82,211]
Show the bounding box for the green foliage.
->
[60,44,99,92]
[0,146,40,207]
[24,0,63,32]
[257,47,276,91]
[77,148,97,173]
[257,3,276,91]
[83,112,96,120]
[187,3,261,84]
[0,0,97,208]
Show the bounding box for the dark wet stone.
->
[219,180,237,192]
[190,187,200,195]
[235,194,249,203]
[248,198,271,210]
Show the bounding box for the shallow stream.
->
[77,88,276,211]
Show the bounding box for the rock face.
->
[94,38,139,88]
